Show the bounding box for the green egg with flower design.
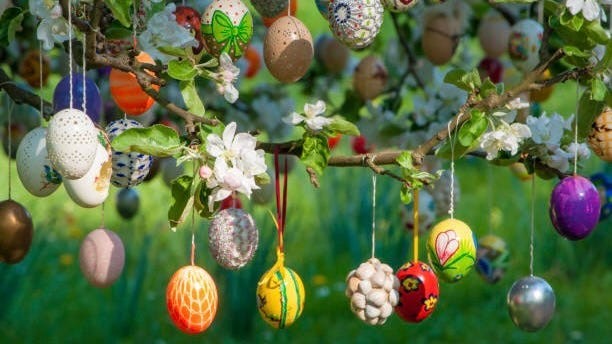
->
[201,0,253,60]
[427,218,476,283]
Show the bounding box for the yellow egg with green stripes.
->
[256,261,305,329]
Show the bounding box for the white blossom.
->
[283,100,332,132]
[566,0,601,21]
[527,113,565,148]
[211,53,240,103]
[566,142,591,160]
[30,0,72,50]
[206,122,256,165]
[544,147,572,172]
[480,122,531,160]
[506,96,530,111]
[206,157,258,211]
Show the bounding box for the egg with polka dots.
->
[264,16,313,83]
[202,0,253,60]
[105,119,153,188]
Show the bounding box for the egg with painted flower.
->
[508,19,543,74]
[427,218,476,283]
[395,261,439,323]
[202,0,253,60]
[16,127,62,197]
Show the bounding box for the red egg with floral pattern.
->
[394,261,439,323]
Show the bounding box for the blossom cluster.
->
[30,0,71,50]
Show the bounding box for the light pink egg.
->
[79,228,125,288]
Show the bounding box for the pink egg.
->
[79,228,125,288]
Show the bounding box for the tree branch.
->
[0,69,54,118]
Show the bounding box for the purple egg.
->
[549,175,601,240]
[53,75,103,123]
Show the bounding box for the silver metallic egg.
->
[507,275,555,332]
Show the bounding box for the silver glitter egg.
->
[208,208,259,270]
[507,275,555,332]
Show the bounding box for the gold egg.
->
[0,200,34,264]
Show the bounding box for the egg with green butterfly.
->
[202,0,253,60]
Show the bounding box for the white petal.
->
[582,0,600,21]
[224,84,239,103]
[233,132,257,152]
[304,100,326,118]
[206,134,225,157]
[283,113,305,125]
[37,20,55,50]
[306,116,333,131]
[566,0,584,15]
[223,122,237,149]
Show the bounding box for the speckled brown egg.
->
[264,16,313,83]
[79,228,125,288]
[353,55,388,101]
[478,10,511,58]
[422,15,461,66]
[588,108,612,162]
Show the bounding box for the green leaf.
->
[255,172,271,185]
[560,9,584,32]
[327,116,360,136]
[457,112,487,147]
[583,20,609,45]
[300,135,330,176]
[105,0,132,27]
[180,80,206,116]
[400,185,413,204]
[444,68,481,92]
[168,175,194,231]
[480,78,498,98]
[590,78,606,102]
[168,59,198,81]
[111,125,183,157]
[158,46,189,59]
[0,7,24,47]
[562,45,591,58]
[396,151,414,170]
[576,89,605,139]
[105,21,132,39]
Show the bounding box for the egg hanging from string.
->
[63,129,111,208]
[427,218,476,283]
[394,261,439,323]
[0,200,34,264]
[549,175,601,240]
[167,265,219,334]
[16,127,62,197]
[529,69,555,102]
[588,107,612,162]
[507,275,555,332]
[345,257,399,325]
[475,234,509,284]
[257,255,305,329]
[109,52,159,116]
[208,208,259,270]
[262,0,298,28]
[508,19,543,74]
[478,9,511,58]
[202,0,253,60]
[328,0,384,50]
[116,187,140,220]
[353,55,388,101]
[105,119,153,188]
[46,108,99,180]
[18,50,50,88]
[315,35,350,74]
[381,0,419,13]
[53,75,103,123]
[477,57,504,84]
[422,13,461,65]
[79,228,125,288]
[264,16,313,83]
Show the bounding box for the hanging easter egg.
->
[476,234,509,284]
[105,119,153,188]
[328,0,384,50]
[116,188,140,220]
[202,0,253,60]
[422,14,461,65]
[530,69,555,102]
[353,55,388,101]
[257,255,305,329]
[53,75,103,123]
[590,173,612,221]
[0,200,33,264]
[345,257,400,325]
[251,0,287,17]
[315,0,329,18]
[79,228,125,288]
[549,175,601,240]
[588,107,612,162]
[244,45,262,78]
[478,57,504,84]
[109,52,159,116]
[351,135,373,154]
[400,189,436,231]
[264,16,313,83]
[18,50,50,88]
[510,162,533,181]
[174,5,204,54]
[1,121,27,159]
[16,127,62,197]
[46,108,98,180]
[381,0,419,13]
[427,218,476,283]
[208,208,259,270]
[64,130,111,208]
[507,276,555,332]
[508,19,543,74]
[394,261,439,323]
[315,36,350,74]
[478,10,511,58]
[262,0,297,28]
[167,265,219,334]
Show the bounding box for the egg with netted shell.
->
[46,108,98,179]
[209,208,259,270]
[16,127,62,197]
[105,119,153,188]
[328,0,384,50]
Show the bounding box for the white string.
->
[537,0,544,25]
[371,174,377,259]
[82,33,87,113]
[38,40,44,119]
[288,0,291,17]
[573,83,580,175]
[68,0,73,109]
[529,160,535,276]
[446,113,464,218]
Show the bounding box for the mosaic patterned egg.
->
[427,218,476,283]
[508,19,543,74]
[109,52,159,116]
[46,108,98,180]
[353,55,388,100]
[264,16,313,83]
[395,261,439,323]
[208,208,258,270]
[105,119,153,188]
[202,0,253,60]
[476,234,509,284]
[315,0,330,17]
[167,265,218,334]
[328,0,384,50]
[381,0,419,13]
[16,127,62,197]
[588,108,612,162]
[549,175,600,240]
[478,10,511,58]
[251,0,287,17]
[345,257,400,325]
[79,228,125,288]
[257,254,305,329]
